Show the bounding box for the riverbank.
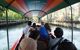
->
[1,21,80,31]
[0,20,27,28]
[50,23,80,30]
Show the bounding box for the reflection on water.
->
[0,24,80,50]
[0,24,27,50]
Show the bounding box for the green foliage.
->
[0,9,23,20]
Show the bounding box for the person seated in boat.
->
[49,27,64,50]
[49,27,77,50]
[15,21,32,50]
[44,23,55,50]
[29,23,40,39]
[44,23,54,39]
[18,25,40,50]
[44,23,51,34]
[37,23,50,50]
[39,22,49,40]
[23,21,32,37]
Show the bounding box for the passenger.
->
[31,23,46,50]
[29,23,41,40]
[39,22,49,40]
[15,21,32,50]
[44,23,54,50]
[44,23,51,33]
[23,21,32,37]
[44,23,54,39]
[29,24,40,40]
[49,27,77,50]
[18,27,40,50]
[37,25,48,50]
[57,41,77,50]
[49,27,63,50]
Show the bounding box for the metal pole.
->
[65,8,67,17]
[6,9,10,50]
[70,5,73,42]
[64,0,73,42]
[50,13,52,22]
[47,14,48,23]
[5,0,15,50]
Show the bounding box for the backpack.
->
[57,39,77,50]
[51,38,71,50]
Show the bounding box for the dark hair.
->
[32,23,36,28]
[44,23,51,32]
[54,27,63,38]
[57,42,77,50]
[28,21,32,26]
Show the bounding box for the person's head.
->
[32,23,36,28]
[44,23,51,32]
[41,21,44,25]
[57,42,77,50]
[54,27,63,38]
[36,25,41,30]
[27,21,32,26]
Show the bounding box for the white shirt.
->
[23,25,31,37]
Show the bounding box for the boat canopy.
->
[0,0,80,17]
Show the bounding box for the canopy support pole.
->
[64,0,73,42]
[47,14,48,23]
[6,9,10,50]
[5,0,15,50]
[50,13,52,23]
[70,5,73,42]
[65,8,67,17]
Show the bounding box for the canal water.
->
[0,24,80,50]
